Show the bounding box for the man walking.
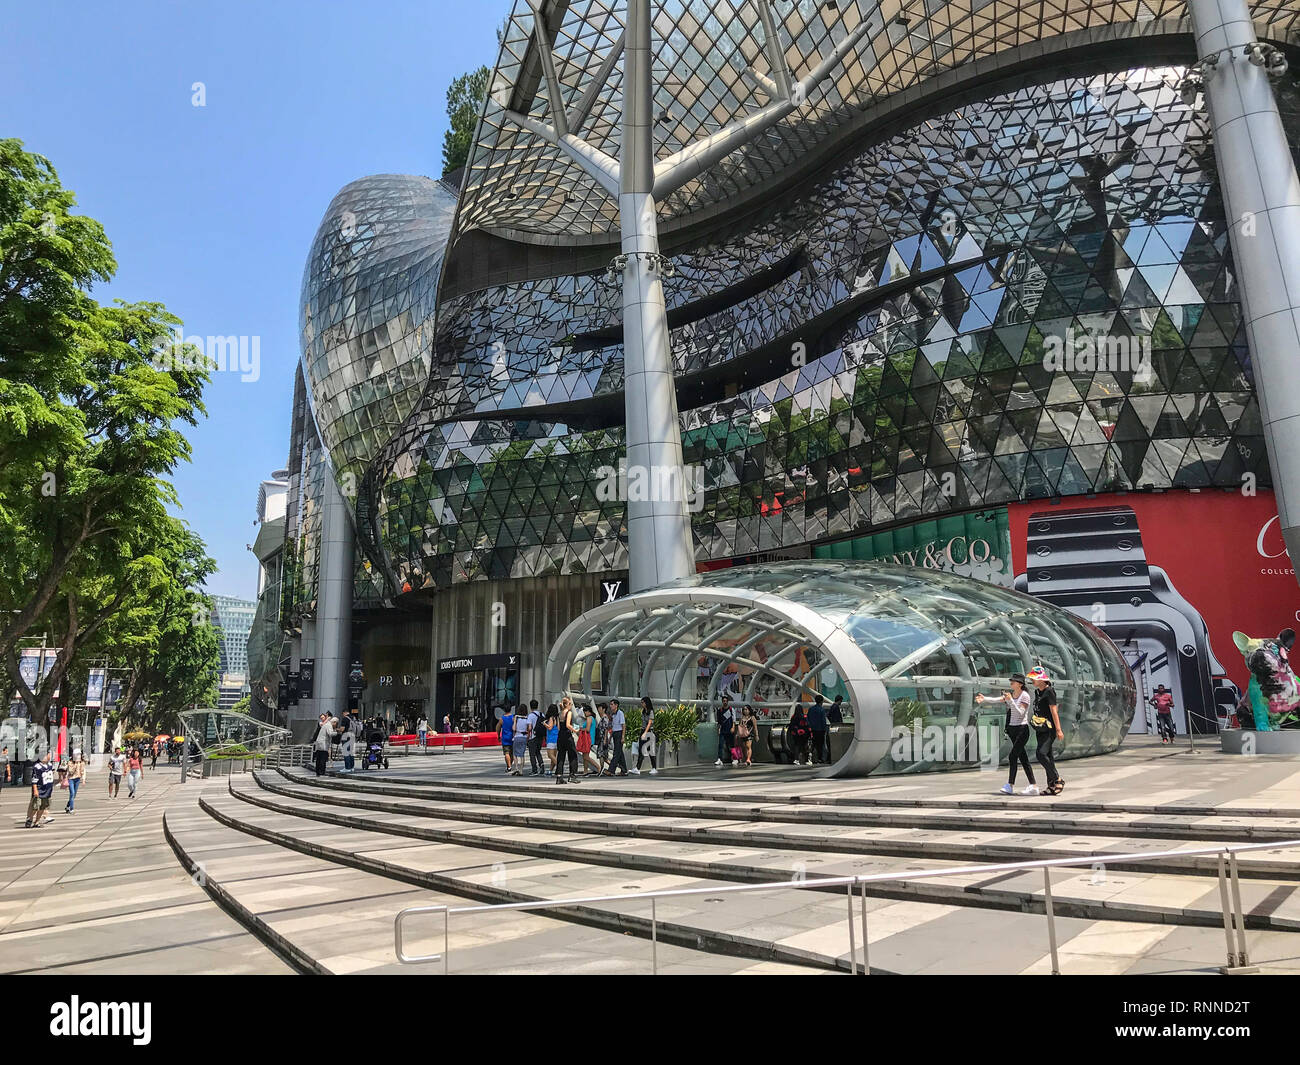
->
[108,746,125,798]
[526,699,545,775]
[26,749,55,828]
[607,699,628,777]
[808,694,829,764]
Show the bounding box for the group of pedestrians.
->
[21,748,91,827]
[496,695,662,781]
[979,666,1065,796]
[713,693,846,767]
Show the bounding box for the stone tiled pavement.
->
[0,766,290,975]
[8,736,1300,974]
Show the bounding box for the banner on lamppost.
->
[86,667,106,709]
[18,648,40,693]
[104,678,121,710]
[38,650,59,700]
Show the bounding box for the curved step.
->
[334,766,1300,821]
[238,772,1300,933]
[175,794,821,975]
[271,769,1300,880]
[202,787,864,973]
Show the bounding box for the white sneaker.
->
[649,768,658,775]
[629,768,640,775]
[999,783,1014,795]
[806,759,814,766]
[714,759,723,767]
[1020,785,1040,796]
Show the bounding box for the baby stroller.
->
[363,727,389,770]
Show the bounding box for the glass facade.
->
[548,560,1135,774]
[362,66,1299,594]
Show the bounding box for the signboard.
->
[347,660,365,700]
[85,668,106,709]
[436,652,520,673]
[598,578,629,605]
[286,670,300,704]
[298,658,315,700]
[104,678,121,710]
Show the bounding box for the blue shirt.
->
[501,713,514,744]
[808,705,827,730]
[33,760,55,797]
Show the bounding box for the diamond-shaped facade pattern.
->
[364,67,1294,595]
[456,0,1300,240]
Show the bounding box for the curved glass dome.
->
[545,560,1135,777]
[299,174,456,491]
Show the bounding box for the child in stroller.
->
[363,725,389,770]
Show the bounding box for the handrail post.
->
[1217,851,1237,969]
[444,907,450,976]
[651,897,658,975]
[846,881,858,975]
[1043,866,1060,975]
[859,878,870,975]
[1229,851,1257,972]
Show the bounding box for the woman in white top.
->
[976,672,1038,796]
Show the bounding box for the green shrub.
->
[627,702,698,750]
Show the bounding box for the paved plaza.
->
[6,737,1300,975]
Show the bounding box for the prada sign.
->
[437,652,520,673]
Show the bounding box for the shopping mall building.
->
[249,0,1300,773]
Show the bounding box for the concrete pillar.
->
[315,470,355,718]
[1191,0,1300,586]
[619,0,696,593]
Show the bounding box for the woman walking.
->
[577,705,601,775]
[629,696,658,776]
[787,704,812,765]
[126,749,143,799]
[738,705,757,767]
[545,705,560,776]
[977,673,1038,795]
[1027,666,1065,795]
[555,696,582,785]
[64,751,86,812]
[510,704,529,775]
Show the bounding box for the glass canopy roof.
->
[458,0,1300,242]
[547,559,1135,775]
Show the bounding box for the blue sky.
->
[3,0,508,600]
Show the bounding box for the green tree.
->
[441,66,490,177]
[0,139,210,717]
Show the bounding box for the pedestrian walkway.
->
[0,765,290,974]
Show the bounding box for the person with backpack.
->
[1027,666,1065,795]
[788,704,812,765]
[312,716,335,777]
[1150,685,1177,743]
[714,697,734,767]
[526,699,545,775]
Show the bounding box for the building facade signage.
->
[436,653,520,673]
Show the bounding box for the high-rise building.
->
[211,594,256,710]
[265,0,1300,770]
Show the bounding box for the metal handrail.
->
[395,835,1300,974]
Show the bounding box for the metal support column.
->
[1191,0,1300,586]
[619,0,696,593]
[315,471,355,718]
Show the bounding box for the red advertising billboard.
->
[1008,490,1298,730]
